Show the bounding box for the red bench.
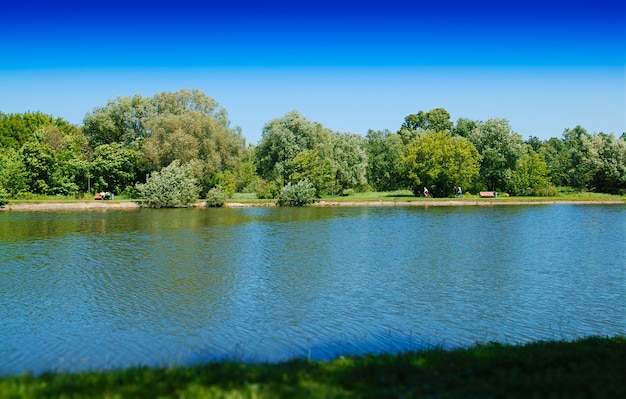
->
[479,191,496,198]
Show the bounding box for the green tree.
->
[91,143,139,194]
[583,133,626,194]
[0,148,28,197]
[19,141,55,194]
[83,94,155,148]
[255,110,333,181]
[136,160,200,208]
[539,137,571,187]
[401,131,481,197]
[365,129,406,191]
[399,108,453,144]
[510,150,549,196]
[0,111,76,150]
[139,90,246,195]
[466,118,524,192]
[286,149,334,196]
[562,125,593,189]
[331,132,368,193]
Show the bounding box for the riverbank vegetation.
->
[1,335,623,398]
[2,89,625,207]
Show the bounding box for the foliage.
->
[0,148,28,196]
[331,132,368,193]
[205,185,228,207]
[402,131,482,197]
[286,148,334,196]
[583,132,626,194]
[277,179,316,206]
[0,111,76,150]
[255,179,282,199]
[255,110,333,181]
[135,160,200,208]
[466,118,525,192]
[82,94,155,148]
[365,129,407,191]
[0,336,623,398]
[211,171,236,198]
[399,107,453,144]
[509,151,550,196]
[83,89,246,196]
[90,143,138,194]
[0,187,8,206]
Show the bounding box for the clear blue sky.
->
[1,0,624,145]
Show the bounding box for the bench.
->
[479,191,497,198]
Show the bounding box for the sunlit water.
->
[1,205,625,376]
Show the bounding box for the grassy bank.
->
[231,190,626,205]
[1,336,624,398]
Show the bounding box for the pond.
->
[1,204,624,376]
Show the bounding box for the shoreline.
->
[1,199,624,211]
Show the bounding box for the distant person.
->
[423,187,430,198]
[457,186,462,197]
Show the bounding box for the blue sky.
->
[1,0,624,144]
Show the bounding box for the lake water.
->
[1,204,625,376]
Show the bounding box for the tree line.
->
[1,89,625,205]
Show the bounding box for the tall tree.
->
[331,132,368,193]
[399,108,453,144]
[365,129,406,191]
[466,118,524,192]
[401,131,481,197]
[255,110,333,182]
[82,94,155,148]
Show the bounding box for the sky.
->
[1,0,624,145]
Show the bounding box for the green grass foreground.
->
[1,336,624,398]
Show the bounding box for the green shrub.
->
[136,160,200,208]
[278,179,316,206]
[255,180,281,199]
[206,185,227,207]
[211,171,236,198]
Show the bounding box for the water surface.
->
[1,205,624,375]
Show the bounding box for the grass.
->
[230,190,625,204]
[1,336,624,398]
[3,190,624,207]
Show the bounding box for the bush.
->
[255,180,281,199]
[206,185,227,207]
[278,179,316,206]
[136,160,200,208]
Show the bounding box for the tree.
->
[365,129,406,191]
[539,137,571,187]
[0,111,76,150]
[90,143,139,194]
[285,149,334,196]
[399,108,453,144]
[509,150,549,196]
[255,110,333,181]
[0,148,28,196]
[582,133,626,194]
[562,125,593,189]
[136,160,200,208]
[19,141,55,194]
[466,118,524,192]
[331,132,368,193]
[401,131,481,197]
[83,94,155,148]
[139,90,246,195]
